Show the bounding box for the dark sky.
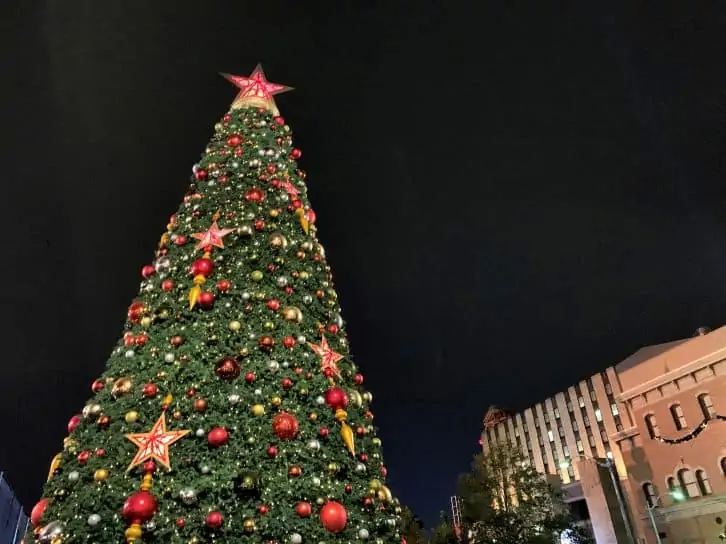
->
[2,0,726,528]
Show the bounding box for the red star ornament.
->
[308,336,344,379]
[192,220,234,250]
[221,64,293,115]
[125,413,190,472]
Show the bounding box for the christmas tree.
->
[29,65,401,544]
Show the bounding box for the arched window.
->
[644,414,660,439]
[670,404,687,430]
[642,482,657,507]
[698,394,716,419]
[666,476,676,492]
[677,468,698,498]
[696,470,712,496]
[720,458,726,476]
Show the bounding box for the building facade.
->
[0,473,28,544]
[482,326,726,544]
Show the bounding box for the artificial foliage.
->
[456,446,593,544]
[28,65,401,544]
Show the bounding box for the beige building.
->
[482,325,726,544]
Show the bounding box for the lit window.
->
[696,470,712,496]
[667,477,676,493]
[567,465,575,479]
[514,427,520,437]
[578,396,585,408]
[594,409,603,422]
[605,383,613,395]
[642,482,657,507]
[558,426,565,437]
[611,403,619,416]
[590,390,597,402]
[677,468,699,498]
[670,404,687,431]
[583,416,590,427]
[587,434,596,447]
[547,430,554,442]
[644,415,660,439]
[606,450,614,460]
[572,420,579,431]
[566,401,573,412]
[698,394,716,419]
[563,446,570,457]
[554,408,560,419]
[576,440,584,453]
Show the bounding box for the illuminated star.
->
[125,413,190,472]
[192,221,235,250]
[308,336,344,378]
[221,64,293,114]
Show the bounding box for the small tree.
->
[399,507,426,544]
[430,512,459,544]
[457,445,594,544]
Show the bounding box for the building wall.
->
[613,326,726,544]
[0,474,28,544]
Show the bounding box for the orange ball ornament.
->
[320,501,347,533]
[272,412,299,440]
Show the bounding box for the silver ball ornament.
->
[164,353,175,363]
[67,471,80,482]
[179,487,198,505]
[38,521,65,543]
[312,476,321,485]
[195,428,205,437]
[315,396,326,405]
[87,514,101,526]
[290,533,303,544]
[355,463,367,473]
[125,349,135,358]
[228,394,241,405]
[307,439,321,451]
[201,464,211,474]
[268,360,280,372]
[358,529,370,540]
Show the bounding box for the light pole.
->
[559,457,636,544]
[645,490,685,544]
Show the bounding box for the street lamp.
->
[645,489,685,544]
[559,457,636,544]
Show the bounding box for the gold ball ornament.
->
[243,519,256,533]
[372,437,382,447]
[250,270,264,282]
[269,232,288,250]
[82,403,102,419]
[362,391,373,403]
[140,316,152,328]
[251,404,265,416]
[125,411,139,424]
[93,469,109,482]
[327,462,340,473]
[229,321,241,332]
[299,271,309,280]
[271,396,281,407]
[349,390,363,408]
[263,321,275,330]
[281,306,303,323]
[111,377,133,398]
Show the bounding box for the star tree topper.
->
[221,64,293,115]
[125,413,190,472]
[308,335,344,379]
[192,220,235,250]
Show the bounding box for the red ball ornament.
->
[274,116,285,125]
[170,335,184,347]
[345,485,352,493]
[319,427,329,438]
[91,380,104,393]
[31,498,49,527]
[267,299,280,311]
[143,460,156,473]
[215,357,241,380]
[135,334,149,347]
[194,398,208,413]
[191,258,214,277]
[258,336,274,351]
[245,372,256,383]
[174,234,187,246]
[267,446,278,457]
[96,448,105,457]
[122,490,157,523]
[123,333,135,347]
[208,427,229,447]
[195,169,208,181]
[206,511,224,529]
[77,451,91,465]
[272,412,299,440]
[320,501,347,533]
[217,279,231,292]
[259,504,270,515]
[327,324,339,335]
[68,414,81,433]
[325,387,348,411]
[245,187,265,203]
[290,148,302,159]
[354,373,364,385]
[161,279,174,292]
[281,377,293,389]
[176,518,185,528]
[266,164,277,174]
[296,502,311,518]
[141,265,155,279]
[306,209,316,224]
[226,134,242,147]
[143,383,158,398]
[254,218,265,231]
[283,336,296,349]
[197,291,215,308]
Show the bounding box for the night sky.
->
[2,1,726,528]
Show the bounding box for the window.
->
[566,401,573,412]
[696,470,712,496]
[611,403,619,416]
[605,383,613,395]
[720,458,726,476]
[547,430,554,442]
[667,477,676,493]
[587,434,596,447]
[572,420,579,432]
[642,482,657,508]
[578,396,585,408]
[563,446,570,457]
[590,390,597,402]
[535,418,540,428]
[543,412,549,423]
[514,426,520,437]
[606,450,613,460]
[698,394,716,419]
[594,409,603,422]
[567,465,575,479]
[644,414,660,439]
[677,468,699,498]
[583,415,590,427]
[554,408,560,419]
[670,404,687,430]
[576,440,584,453]
[601,430,609,442]
[558,426,565,438]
